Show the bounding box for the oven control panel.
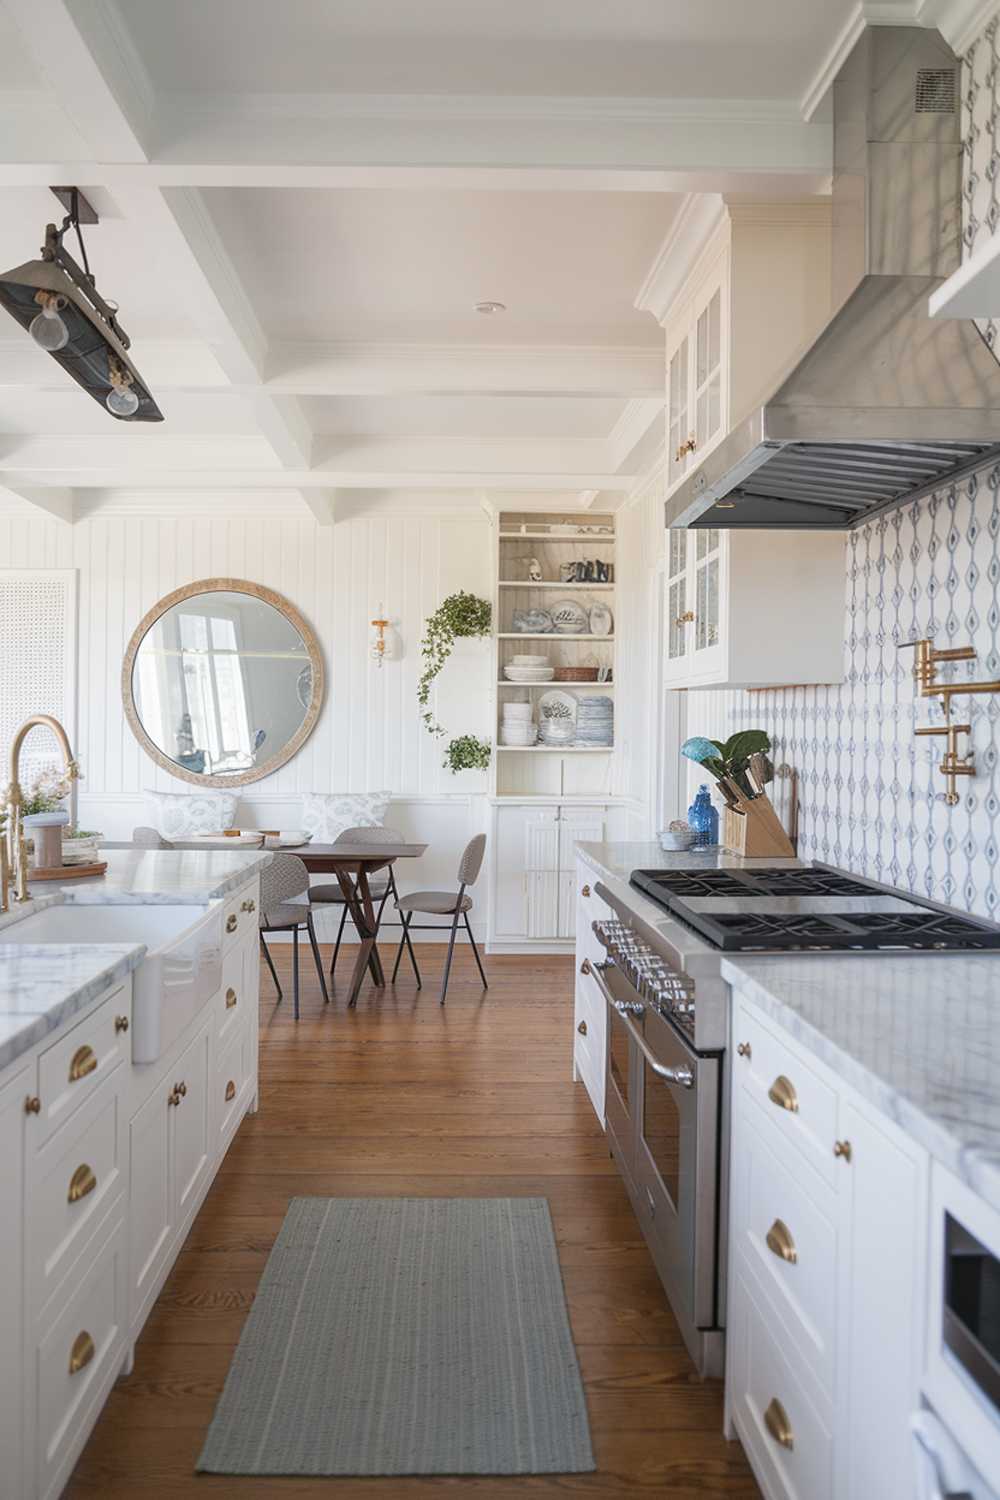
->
[592,919,696,1036]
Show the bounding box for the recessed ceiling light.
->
[475,300,506,315]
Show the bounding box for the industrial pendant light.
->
[0,188,163,422]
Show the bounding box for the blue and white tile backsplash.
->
[688,14,1000,920]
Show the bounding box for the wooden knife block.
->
[721,790,796,859]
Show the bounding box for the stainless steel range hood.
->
[665,25,1000,532]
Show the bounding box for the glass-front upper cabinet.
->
[664,528,726,686]
[663,248,729,496]
[666,528,690,665]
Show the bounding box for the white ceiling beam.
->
[2,466,634,493]
[0,483,74,523]
[298,489,336,526]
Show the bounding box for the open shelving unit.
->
[491,510,617,798]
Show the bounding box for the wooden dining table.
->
[274,841,427,1006]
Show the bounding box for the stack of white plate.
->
[575,695,614,747]
[504,653,555,683]
[500,701,538,746]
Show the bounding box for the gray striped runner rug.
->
[196,1196,595,1476]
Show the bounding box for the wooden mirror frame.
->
[122,577,325,787]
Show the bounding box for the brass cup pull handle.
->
[225,987,238,1010]
[69,1330,95,1376]
[577,1020,588,1036]
[225,1080,236,1102]
[580,958,592,976]
[768,1074,799,1113]
[241,898,256,913]
[226,914,238,934]
[69,1045,97,1083]
[167,1089,180,1107]
[581,884,591,898]
[176,1081,187,1097]
[68,1163,97,1204]
[834,1139,852,1162]
[765,1218,798,1264]
[763,1396,794,1451]
[736,1042,751,1059]
[675,610,695,625]
[114,1014,129,1033]
[24,1094,41,1115]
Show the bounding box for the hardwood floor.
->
[66,945,760,1499]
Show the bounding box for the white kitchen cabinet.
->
[666,245,728,491]
[663,528,845,689]
[0,1063,31,1500]
[128,1068,173,1329]
[489,802,609,948]
[727,986,929,1500]
[572,859,611,1124]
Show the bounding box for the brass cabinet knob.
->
[834,1139,852,1163]
[69,1044,97,1083]
[225,1080,236,1102]
[763,1396,794,1450]
[24,1095,41,1115]
[69,1330,95,1376]
[68,1163,98,1204]
[168,1081,186,1107]
[736,1042,751,1059]
[114,1014,129,1033]
[167,1088,180,1107]
[675,610,696,625]
[225,987,238,1010]
[767,1074,799,1113]
[580,958,592,975]
[581,884,591,898]
[176,1081,187,1097]
[765,1218,798,1264]
[241,898,256,913]
[226,914,238,934]
[577,1020,588,1036]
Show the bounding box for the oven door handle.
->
[591,962,695,1090]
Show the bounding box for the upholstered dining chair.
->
[391,833,488,1004]
[307,824,416,979]
[132,825,168,848]
[259,853,330,1020]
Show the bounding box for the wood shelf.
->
[495,745,614,753]
[498,680,614,688]
[497,581,614,591]
[497,633,614,641]
[498,532,615,543]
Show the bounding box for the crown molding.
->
[607,398,664,471]
[920,0,1000,52]
[800,3,917,122]
[723,197,833,227]
[633,193,727,325]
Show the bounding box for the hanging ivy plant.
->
[417,590,492,739]
[443,735,492,774]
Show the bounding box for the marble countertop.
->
[724,954,1000,1214]
[0,942,145,1073]
[32,847,272,904]
[0,848,269,1076]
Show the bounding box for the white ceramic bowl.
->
[658,829,697,851]
[510,654,549,666]
[502,702,533,721]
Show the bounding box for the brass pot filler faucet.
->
[899,640,1000,807]
[1,714,79,913]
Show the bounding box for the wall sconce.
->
[369,603,400,668]
[900,637,1000,805]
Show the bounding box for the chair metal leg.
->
[439,910,461,1005]
[292,928,300,1022]
[464,912,489,990]
[260,933,282,1001]
[330,903,349,977]
[391,911,421,987]
[305,913,330,1005]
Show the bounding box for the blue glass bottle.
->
[688,784,719,848]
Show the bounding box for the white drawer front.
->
[730,1268,833,1500]
[36,1217,126,1498]
[215,1018,251,1148]
[222,881,258,950]
[732,1000,840,1191]
[35,987,131,1146]
[217,940,247,1043]
[733,1110,838,1394]
[30,1074,127,1318]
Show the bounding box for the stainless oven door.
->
[593,958,720,1334]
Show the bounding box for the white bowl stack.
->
[503,653,555,684]
[500,699,538,746]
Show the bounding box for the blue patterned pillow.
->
[300,791,391,843]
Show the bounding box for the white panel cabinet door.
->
[835,1096,928,1500]
[557,809,606,939]
[171,1018,212,1232]
[128,1075,173,1331]
[493,806,558,939]
[0,1064,30,1500]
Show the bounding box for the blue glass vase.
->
[688,784,719,848]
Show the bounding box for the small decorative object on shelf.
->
[687,786,719,849]
[512,607,553,634]
[527,557,543,582]
[588,603,613,636]
[549,598,589,634]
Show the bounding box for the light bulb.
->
[106,384,139,417]
[29,304,69,351]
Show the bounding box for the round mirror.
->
[123,578,324,786]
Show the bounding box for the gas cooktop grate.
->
[682,908,1000,952]
[631,867,876,900]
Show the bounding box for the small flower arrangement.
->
[20,763,76,816]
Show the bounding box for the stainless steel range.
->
[589,862,1000,1380]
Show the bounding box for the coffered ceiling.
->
[0,0,985,523]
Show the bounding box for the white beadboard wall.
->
[0,508,494,934]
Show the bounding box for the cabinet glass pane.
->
[668,577,687,660]
[695,557,720,650]
[694,288,722,450]
[667,336,690,486]
[609,1014,630,1108]
[668,529,686,580]
[695,528,719,561]
[643,1060,680,1208]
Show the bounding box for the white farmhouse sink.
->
[2,903,223,1062]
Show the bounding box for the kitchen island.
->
[0,849,269,1500]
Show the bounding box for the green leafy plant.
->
[417,590,491,740]
[443,735,492,774]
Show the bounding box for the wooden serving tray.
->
[29,861,108,881]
